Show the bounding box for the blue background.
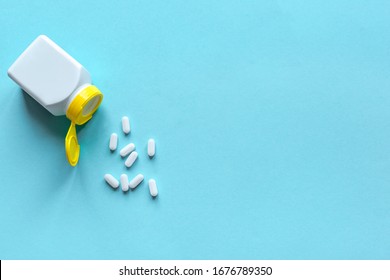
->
[0,0,389,259]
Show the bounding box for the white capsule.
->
[125,151,138,168]
[109,133,118,151]
[120,143,135,157]
[120,174,129,192]
[129,174,144,189]
[147,138,155,158]
[104,174,119,189]
[149,179,158,197]
[122,116,130,134]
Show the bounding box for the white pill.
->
[147,138,155,157]
[149,179,158,197]
[109,133,118,151]
[122,116,130,134]
[120,143,135,157]
[120,174,129,192]
[104,174,119,189]
[125,151,138,168]
[129,174,144,189]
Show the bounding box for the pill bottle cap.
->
[65,122,80,166]
[65,85,103,166]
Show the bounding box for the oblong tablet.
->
[120,174,129,192]
[148,138,155,158]
[122,116,130,134]
[109,133,118,151]
[104,174,119,189]
[125,151,138,168]
[120,143,135,157]
[149,179,158,197]
[129,174,144,189]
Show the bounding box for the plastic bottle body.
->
[7,35,93,116]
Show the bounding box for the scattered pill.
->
[120,143,135,157]
[148,138,155,158]
[149,179,158,197]
[106,117,160,198]
[120,174,129,192]
[122,116,130,134]
[109,133,118,151]
[104,174,119,189]
[129,174,144,189]
[125,151,138,168]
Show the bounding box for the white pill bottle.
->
[8,35,103,166]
